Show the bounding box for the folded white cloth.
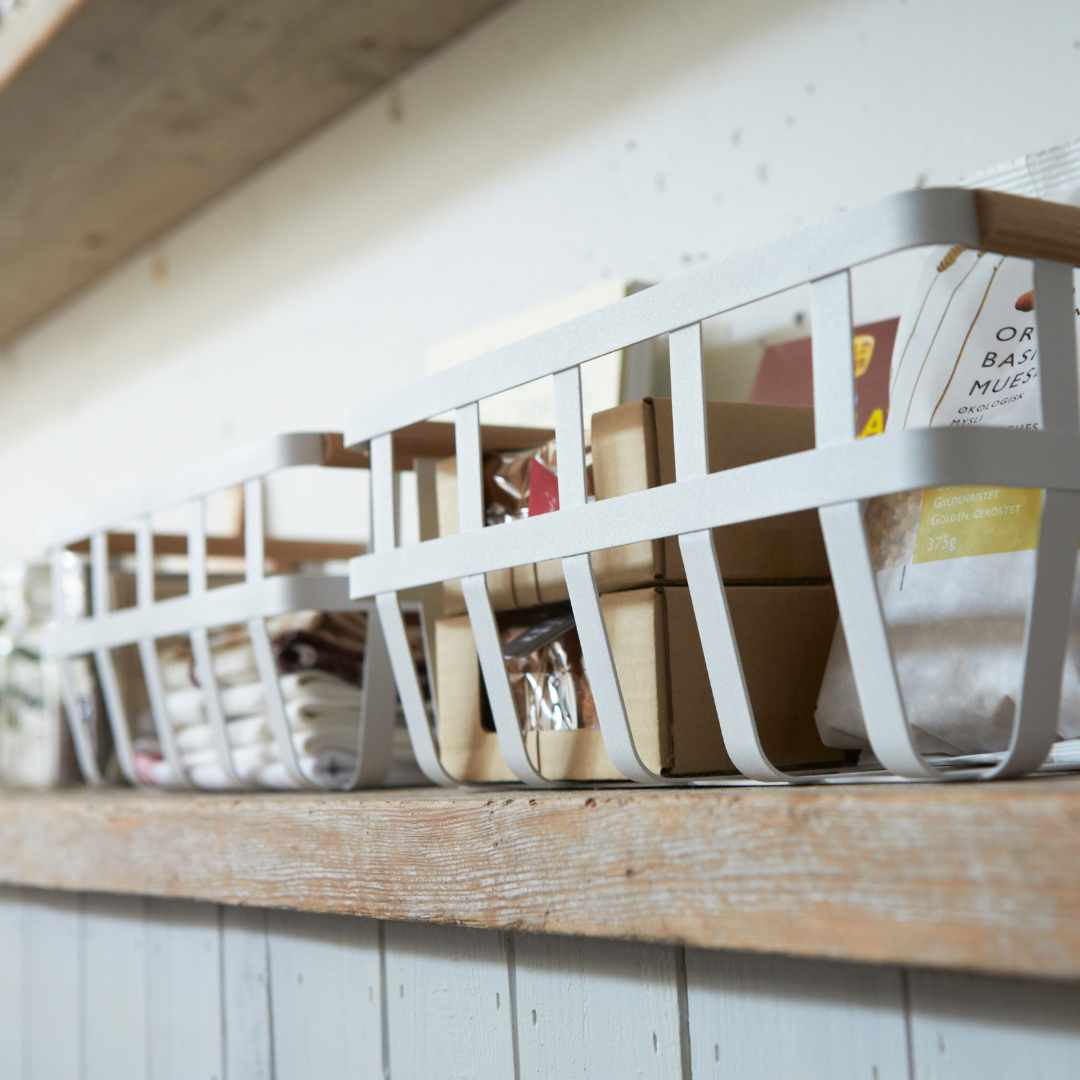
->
[167,682,264,728]
[211,643,261,686]
[161,657,194,693]
[144,710,425,791]
[280,671,364,703]
[144,610,398,789]
[177,713,361,755]
[166,671,364,728]
[183,725,356,768]
[186,749,359,790]
[161,641,259,693]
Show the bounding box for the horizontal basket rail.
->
[345,187,1080,790]
[349,428,1080,597]
[44,575,362,657]
[344,189,1080,448]
[43,433,328,552]
[65,532,365,567]
[44,423,553,551]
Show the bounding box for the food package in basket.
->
[816,142,1080,756]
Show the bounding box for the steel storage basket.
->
[41,431,442,791]
[345,187,1080,788]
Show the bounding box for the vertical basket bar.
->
[553,365,674,784]
[187,498,248,788]
[412,456,444,695]
[811,271,933,778]
[50,547,103,785]
[90,530,142,785]
[668,322,792,782]
[243,478,313,789]
[347,602,397,789]
[135,516,190,787]
[991,259,1080,778]
[371,432,456,787]
[455,402,551,785]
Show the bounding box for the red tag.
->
[528,457,560,517]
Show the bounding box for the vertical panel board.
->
[84,893,147,1080]
[908,969,1080,1079]
[147,898,224,1080]
[0,887,25,1080]
[222,905,273,1080]
[514,932,686,1080]
[685,949,909,1080]
[266,909,383,1080]
[383,921,515,1080]
[25,889,82,1080]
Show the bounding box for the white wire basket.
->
[42,422,557,790]
[345,187,1080,788]
[42,432,421,791]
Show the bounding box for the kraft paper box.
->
[438,399,828,615]
[435,583,842,783]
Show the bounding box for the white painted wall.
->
[1,0,1078,562]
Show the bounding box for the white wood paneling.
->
[25,889,82,1080]
[383,921,515,1080]
[514,932,687,1080]
[221,905,273,1080]
[146,898,224,1080]
[266,909,383,1080]
[7,886,1080,1080]
[908,969,1080,1079]
[84,893,148,1080]
[0,886,25,1080]
[685,948,910,1080]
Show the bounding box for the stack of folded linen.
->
[134,610,424,789]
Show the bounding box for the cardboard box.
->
[438,399,828,614]
[435,456,571,613]
[595,397,830,591]
[435,583,842,782]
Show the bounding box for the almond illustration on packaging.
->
[1015,291,1034,312]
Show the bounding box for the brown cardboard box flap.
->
[646,398,828,581]
[589,398,666,593]
[437,399,827,614]
[435,584,841,783]
[667,583,843,775]
[434,613,539,782]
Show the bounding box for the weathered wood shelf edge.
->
[2,778,1079,981]
[0,0,511,344]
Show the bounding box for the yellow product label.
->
[859,408,885,438]
[912,485,1042,563]
[852,334,875,378]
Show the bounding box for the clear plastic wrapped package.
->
[500,607,598,733]
[0,560,83,788]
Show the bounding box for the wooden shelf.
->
[0,0,510,344]
[2,777,1080,980]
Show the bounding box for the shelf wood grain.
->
[2,779,1080,980]
[0,0,510,344]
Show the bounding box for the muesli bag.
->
[816,141,1080,756]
